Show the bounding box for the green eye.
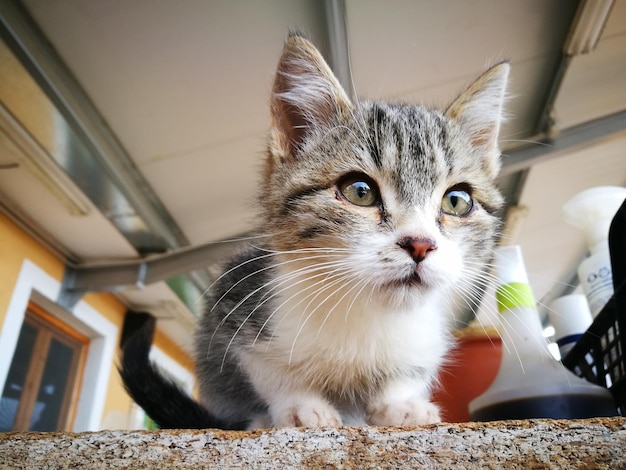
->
[338,174,380,207]
[442,188,473,216]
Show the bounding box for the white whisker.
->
[212,257,353,354]
[221,262,357,367]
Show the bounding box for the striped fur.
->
[124,33,509,430]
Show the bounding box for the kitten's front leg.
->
[366,378,441,426]
[243,355,342,427]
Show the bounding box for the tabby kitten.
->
[121,33,508,429]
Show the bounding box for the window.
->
[0,303,88,431]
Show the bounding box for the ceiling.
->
[1,0,625,349]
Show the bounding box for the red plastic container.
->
[433,327,502,423]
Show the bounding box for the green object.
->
[496,282,536,313]
[166,275,202,316]
[143,413,160,430]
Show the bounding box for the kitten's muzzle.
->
[397,237,437,264]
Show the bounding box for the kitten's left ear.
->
[445,62,509,178]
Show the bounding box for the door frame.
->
[0,259,117,431]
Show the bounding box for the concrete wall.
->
[1,418,625,468]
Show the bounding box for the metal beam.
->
[500,110,626,176]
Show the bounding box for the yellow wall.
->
[0,212,62,322]
[0,212,194,429]
[82,291,133,428]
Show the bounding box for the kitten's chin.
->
[375,278,441,310]
[384,265,445,291]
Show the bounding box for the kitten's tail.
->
[119,312,248,430]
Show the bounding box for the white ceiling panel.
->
[553,0,626,129]
[554,33,626,129]
[139,132,265,244]
[346,0,576,99]
[22,0,327,164]
[604,0,626,37]
[395,54,562,150]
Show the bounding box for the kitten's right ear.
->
[445,62,509,178]
[270,33,352,162]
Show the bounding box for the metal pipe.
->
[323,0,355,99]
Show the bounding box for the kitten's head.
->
[261,34,507,315]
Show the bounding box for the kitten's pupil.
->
[441,189,473,216]
[338,174,379,207]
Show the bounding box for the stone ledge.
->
[1,418,625,469]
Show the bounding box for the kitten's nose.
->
[398,237,437,263]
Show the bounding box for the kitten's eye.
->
[338,173,380,207]
[441,188,473,216]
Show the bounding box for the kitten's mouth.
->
[390,272,424,289]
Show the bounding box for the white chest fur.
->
[250,277,452,401]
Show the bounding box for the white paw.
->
[272,396,342,427]
[366,398,441,426]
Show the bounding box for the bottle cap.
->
[563,186,626,254]
[548,294,593,339]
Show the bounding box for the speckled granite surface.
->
[1,418,625,469]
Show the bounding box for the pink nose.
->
[398,237,437,263]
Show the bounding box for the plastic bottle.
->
[548,294,593,359]
[563,186,626,317]
[468,245,616,421]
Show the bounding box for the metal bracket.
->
[57,266,88,310]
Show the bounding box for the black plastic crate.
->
[562,282,625,416]
[562,198,626,415]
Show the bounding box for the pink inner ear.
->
[444,63,509,152]
[271,97,309,161]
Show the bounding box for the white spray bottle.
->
[563,186,626,317]
[469,245,616,421]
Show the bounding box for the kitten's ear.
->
[445,62,509,177]
[270,33,352,161]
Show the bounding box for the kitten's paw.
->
[272,396,342,427]
[366,398,441,426]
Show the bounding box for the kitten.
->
[121,33,508,430]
